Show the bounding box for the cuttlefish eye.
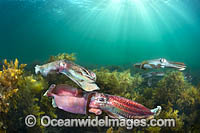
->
[160,58,166,63]
[98,97,105,102]
[91,72,96,80]
[60,62,67,68]
[50,84,56,88]
[99,98,104,102]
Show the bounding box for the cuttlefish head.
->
[89,93,108,109]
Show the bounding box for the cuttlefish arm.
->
[70,64,97,81]
[60,69,100,92]
[166,61,186,71]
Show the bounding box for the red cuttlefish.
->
[45,84,161,120]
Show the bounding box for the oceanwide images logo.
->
[25,115,175,129]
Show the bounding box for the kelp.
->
[0,59,26,113]
[149,71,199,132]
[158,107,184,132]
[153,71,185,107]
[0,59,56,132]
[93,68,143,96]
[7,74,57,132]
[48,53,76,62]
[134,87,155,108]
[176,85,200,131]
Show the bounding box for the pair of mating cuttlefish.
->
[35,58,186,120]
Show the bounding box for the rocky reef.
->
[0,53,200,132]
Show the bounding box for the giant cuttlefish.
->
[45,84,162,120]
[35,60,100,91]
[134,58,186,71]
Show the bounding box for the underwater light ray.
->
[145,1,188,56]
[57,0,105,35]
[155,0,198,46]
[146,0,177,42]
[166,0,196,25]
[47,0,200,59]
[70,0,142,60]
[129,0,164,42]
[101,0,130,43]
[148,1,173,32]
[78,2,111,36]
[63,0,118,53]
[133,0,150,23]
[70,0,125,44]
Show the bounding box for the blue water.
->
[0,0,200,74]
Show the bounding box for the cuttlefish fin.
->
[104,111,124,119]
[52,98,57,108]
[151,106,162,116]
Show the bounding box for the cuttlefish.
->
[45,84,162,120]
[134,58,186,71]
[35,60,100,91]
